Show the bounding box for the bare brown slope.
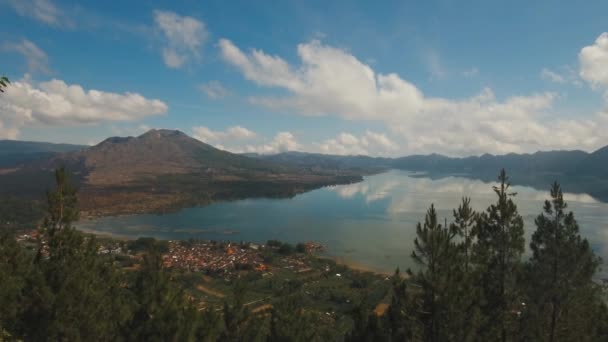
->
[66,129,278,186]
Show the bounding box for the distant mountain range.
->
[1,130,607,220]
[248,146,608,201]
[248,147,607,179]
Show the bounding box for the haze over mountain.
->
[0,140,85,167]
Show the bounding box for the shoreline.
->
[76,226,400,277]
[319,255,405,278]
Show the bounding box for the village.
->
[16,229,326,278]
[160,239,325,277]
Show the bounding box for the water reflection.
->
[79,170,608,277]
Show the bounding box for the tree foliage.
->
[523,182,606,341]
[0,76,9,93]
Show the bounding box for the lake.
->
[78,170,608,276]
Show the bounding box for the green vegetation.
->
[0,76,8,93]
[1,168,607,341]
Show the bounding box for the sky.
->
[1,0,608,157]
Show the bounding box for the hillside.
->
[573,145,608,178]
[0,129,361,219]
[392,150,591,175]
[61,129,281,186]
[248,151,392,174]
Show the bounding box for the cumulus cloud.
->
[192,126,256,148]
[3,39,50,74]
[6,0,71,27]
[199,81,230,99]
[220,38,608,155]
[317,131,398,156]
[0,77,168,139]
[192,124,401,156]
[579,32,608,88]
[244,132,300,154]
[192,125,299,154]
[154,10,208,68]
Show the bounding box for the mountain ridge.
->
[0,129,362,218]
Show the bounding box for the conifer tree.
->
[473,169,525,341]
[451,197,476,272]
[525,182,604,341]
[0,232,32,335]
[24,167,130,341]
[445,197,483,340]
[43,166,79,236]
[128,248,197,341]
[384,269,419,341]
[0,76,9,93]
[411,204,459,341]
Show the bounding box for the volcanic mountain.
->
[0,129,360,217]
[58,129,280,186]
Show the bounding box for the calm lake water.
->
[78,170,608,276]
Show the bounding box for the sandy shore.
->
[319,255,408,278]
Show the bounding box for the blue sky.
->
[1,0,608,156]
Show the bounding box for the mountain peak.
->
[138,129,187,139]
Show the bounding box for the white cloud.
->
[540,66,582,87]
[190,125,403,156]
[191,125,299,154]
[0,77,167,139]
[246,132,300,154]
[317,131,398,156]
[318,133,367,156]
[192,126,257,146]
[220,38,608,155]
[541,68,566,83]
[6,0,71,27]
[3,39,50,74]
[579,32,608,88]
[199,81,230,99]
[154,10,208,68]
[162,48,186,69]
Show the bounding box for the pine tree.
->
[524,182,604,341]
[0,232,32,335]
[43,166,79,236]
[0,76,9,93]
[446,197,483,341]
[411,204,459,341]
[23,167,131,341]
[451,197,476,273]
[473,169,525,341]
[128,248,197,341]
[384,269,419,341]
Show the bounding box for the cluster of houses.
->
[162,240,268,274]
[14,230,326,277]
